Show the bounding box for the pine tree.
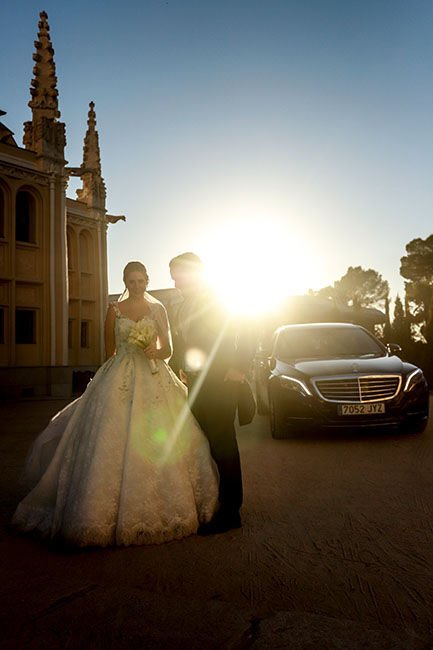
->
[392,294,412,348]
[333,266,389,310]
[400,235,433,344]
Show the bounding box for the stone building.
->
[0,11,123,398]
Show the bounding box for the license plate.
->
[338,403,385,416]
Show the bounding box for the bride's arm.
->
[104,304,116,359]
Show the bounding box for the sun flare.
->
[199,218,321,317]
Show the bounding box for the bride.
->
[12,261,219,546]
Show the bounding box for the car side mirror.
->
[387,343,402,356]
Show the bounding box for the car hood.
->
[275,355,411,378]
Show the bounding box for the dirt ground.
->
[1,397,433,649]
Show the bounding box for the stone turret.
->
[0,109,17,145]
[23,10,66,168]
[76,102,106,209]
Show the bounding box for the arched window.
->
[79,230,93,273]
[15,191,36,243]
[0,188,4,238]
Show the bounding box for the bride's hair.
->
[123,261,149,287]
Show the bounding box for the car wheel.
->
[269,397,287,439]
[402,418,428,434]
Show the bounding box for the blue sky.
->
[3,0,433,303]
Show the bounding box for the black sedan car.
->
[255,323,429,438]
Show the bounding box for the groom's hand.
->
[224,368,246,383]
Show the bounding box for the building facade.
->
[0,11,123,398]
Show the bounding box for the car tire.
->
[402,417,428,434]
[254,365,269,415]
[269,397,287,439]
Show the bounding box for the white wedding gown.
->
[12,304,219,546]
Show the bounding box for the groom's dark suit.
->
[175,289,253,522]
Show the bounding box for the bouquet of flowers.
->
[127,320,159,373]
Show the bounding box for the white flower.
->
[127,320,159,373]
[128,320,157,349]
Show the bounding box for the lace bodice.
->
[111,301,171,360]
[114,314,157,354]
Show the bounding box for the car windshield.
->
[275,327,385,361]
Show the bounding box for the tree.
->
[400,235,433,344]
[391,294,412,348]
[333,266,389,310]
[382,294,393,341]
[314,285,335,300]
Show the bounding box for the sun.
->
[199,218,321,317]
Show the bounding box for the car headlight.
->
[403,368,424,392]
[279,375,313,396]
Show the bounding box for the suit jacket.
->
[174,289,254,381]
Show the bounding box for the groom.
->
[169,252,253,534]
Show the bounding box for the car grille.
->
[313,375,402,403]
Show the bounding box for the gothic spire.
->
[82,102,102,174]
[76,102,106,209]
[23,11,66,163]
[28,11,60,119]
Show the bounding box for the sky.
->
[3,0,433,307]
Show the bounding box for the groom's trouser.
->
[187,371,243,515]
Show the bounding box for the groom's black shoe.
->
[197,511,242,536]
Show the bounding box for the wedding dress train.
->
[12,305,219,546]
